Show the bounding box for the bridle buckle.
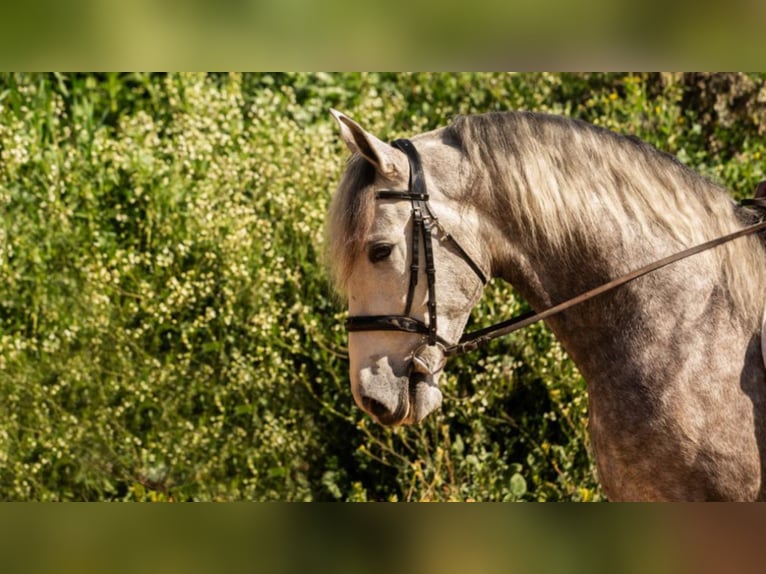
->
[410,342,447,376]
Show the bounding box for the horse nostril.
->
[362,396,391,418]
[361,396,399,426]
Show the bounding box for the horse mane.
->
[445,112,735,250]
[328,111,766,320]
[445,112,766,321]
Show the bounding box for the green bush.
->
[1,72,764,500]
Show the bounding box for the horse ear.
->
[756,181,766,199]
[330,109,407,178]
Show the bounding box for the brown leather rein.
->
[345,138,766,358]
[450,209,766,356]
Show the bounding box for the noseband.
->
[344,139,488,353]
[345,139,766,359]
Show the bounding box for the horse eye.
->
[368,243,393,263]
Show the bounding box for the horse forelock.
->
[325,153,377,297]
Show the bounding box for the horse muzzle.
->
[355,349,446,426]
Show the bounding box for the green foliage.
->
[1,73,764,501]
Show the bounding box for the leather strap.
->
[377,191,429,201]
[404,202,421,316]
[741,197,766,209]
[444,218,766,356]
[422,208,438,343]
[345,315,452,347]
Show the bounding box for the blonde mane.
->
[447,112,735,250]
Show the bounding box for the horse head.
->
[327,110,489,425]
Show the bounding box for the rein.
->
[448,215,766,356]
[345,138,766,360]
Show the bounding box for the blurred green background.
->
[1,72,765,501]
[3,1,764,69]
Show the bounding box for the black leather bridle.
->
[345,138,766,361]
[344,139,488,356]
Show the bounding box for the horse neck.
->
[483,149,766,384]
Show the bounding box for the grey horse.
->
[326,109,766,501]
